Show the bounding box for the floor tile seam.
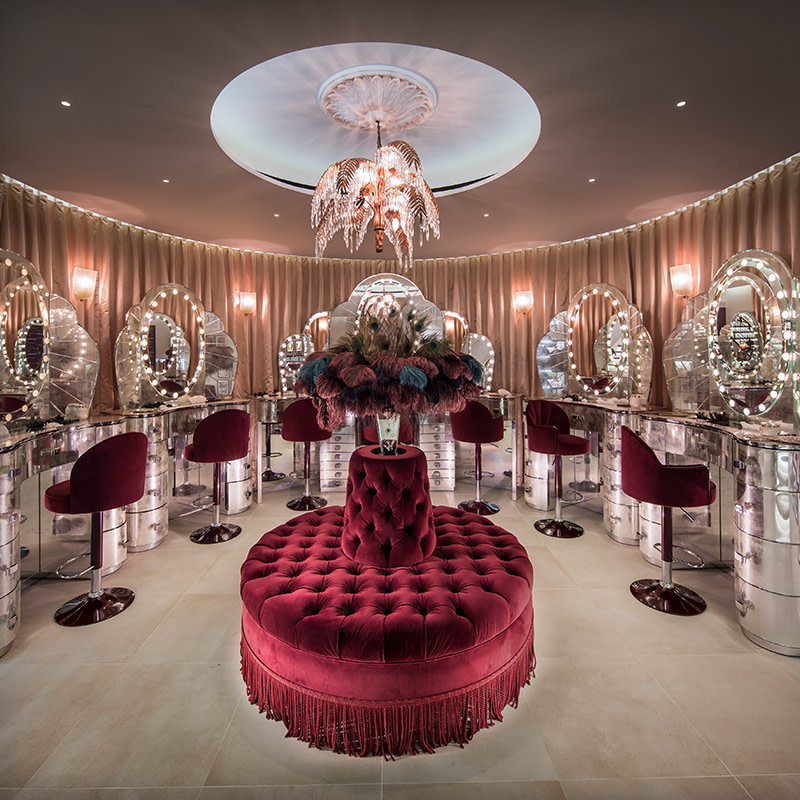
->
[631,651,739,780]
[199,692,248,790]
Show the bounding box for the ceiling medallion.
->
[318,65,437,133]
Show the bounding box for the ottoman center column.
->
[342,445,436,567]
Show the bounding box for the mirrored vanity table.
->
[529,257,800,656]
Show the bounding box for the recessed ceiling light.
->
[588,178,596,183]
[483,213,489,217]
[162,179,170,183]
[676,100,687,107]
[60,100,71,107]
[273,213,279,217]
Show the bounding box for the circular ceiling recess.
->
[210,42,540,196]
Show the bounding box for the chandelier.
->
[311,68,440,271]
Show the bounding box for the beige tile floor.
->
[3,459,800,800]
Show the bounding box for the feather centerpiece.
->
[294,311,483,431]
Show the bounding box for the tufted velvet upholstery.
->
[450,400,504,445]
[45,432,148,515]
[526,399,590,456]
[184,409,250,464]
[342,446,436,567]
[241,505,533,687]
[281,398,332,443]
[621,426,716,508]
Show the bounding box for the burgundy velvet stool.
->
[450,399,505,515]
[44,432,148,626]
[281,397,332,511]
[622,426,716,615]
[526,399,591,538]
[184,409,250,544]
[240,444,535,757]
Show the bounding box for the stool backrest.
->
[282,398,332,443]
[190,409,250,462]
[69,432,148,514]
[525,399,569,434]
[449,400,504,444]
[621,425,714,508]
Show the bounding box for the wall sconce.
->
[513,290,533,315]
[72,267,98,302]
[238,291,257,316]
[669,264,694,298]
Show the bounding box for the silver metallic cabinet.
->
[733,438,800,656]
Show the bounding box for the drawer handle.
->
[147,489,162,498]
[734,592,754,616]
[148,455,162,463]
[149,522,162,532]
[733,502,754,513]
[734,550,759,564]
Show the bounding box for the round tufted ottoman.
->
[240,446,534,757]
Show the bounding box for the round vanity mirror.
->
[462,333,495,389]
[567,284,629,396]
[0,251,50,421]
[278,334,313,393]
[140,284,205,398]
[708,249,794,417]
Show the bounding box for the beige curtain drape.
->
[1,154,798,412]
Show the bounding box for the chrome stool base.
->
[262,469,286,482]
[535,518,584,538]
[458,499,500,515]
[54,587,135,627]
[190,523,242,545]
[630,578,707,616]
[287,495,327,511]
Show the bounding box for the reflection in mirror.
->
[14,317,45,379]
[568,285,626,397]
[327,273,445,346]
[0,250,50,423]
[47,295,100,417]
[461,333,494,390]
[565,283,652,404]
[663,294,712,413]
[444,311,469,348]
[535,312,569,398]
[203,311,238,399]
[303,312,330,351]
[114,284,206,410]
[146,313,189,381]
[708,249,795,420]
[279,334,313,394]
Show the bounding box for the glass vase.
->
[375,412,401,455]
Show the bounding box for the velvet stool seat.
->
[449,399,505,515]
[526,399,591,538]
[622,426,716,616]
[281,397,332,511]
[44,432,148,627]
[240,444,535,757]
[184,409,250,544]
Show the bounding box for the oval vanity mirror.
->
[708,249,794,417]
[278,334,313,394]
[0,250,50,422]
[462,333,495,390]
[140,284,205,399]
[567,284,629,396]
